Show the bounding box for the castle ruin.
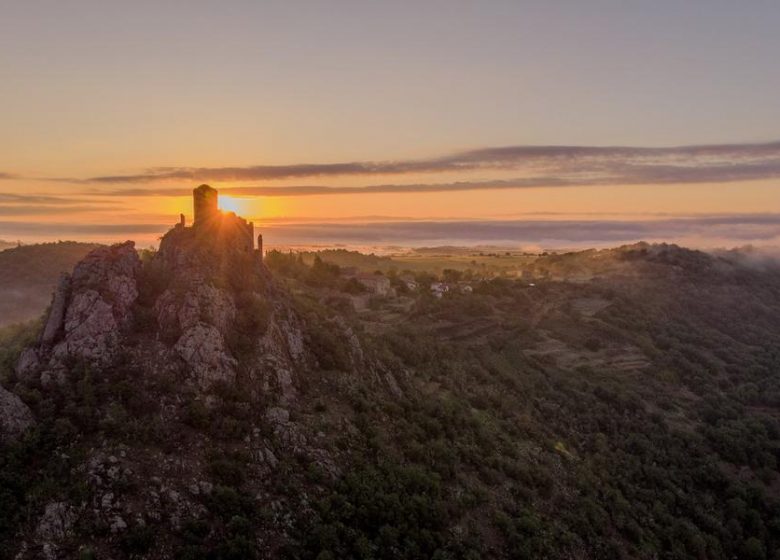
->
[165,184,263,260]
[192,184,256,254]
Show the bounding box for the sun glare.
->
[218,195,249,216]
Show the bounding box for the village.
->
[337,267,478,299]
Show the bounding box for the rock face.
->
[155,277,240,388]
[153,212,311,391]
[17,241,141,381]
[0,384,35,444]
[35,501,76,560]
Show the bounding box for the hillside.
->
[1,235,780,559]
[0,242,102,327]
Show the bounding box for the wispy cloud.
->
[0,173,20,180]
[0,192,117,205]
[0,204,122,217]
[84,179,572,197]
[62,140,780,195]
[0,221,167,237]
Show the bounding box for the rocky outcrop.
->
[35,502,76,560]
[0,384,35,444]
[252,300,309,402]
[16,241,141,381]
[174,323,238,387]
[151,210,313,393]
[155,279,239,388]
[15,191,317,400]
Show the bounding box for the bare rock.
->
[266,406,290,425]
[71,241,140,314]
[263,447,279,469]
[16,241,141,379]
[35,502,76,556]
[109,516,127,533]
[51,290,119,364]
[0,385,34,444]
[174,323,237,388]
[155,277,241,388]
[156,281,236,334]
[15,348,40,378]
[40,274,71,345]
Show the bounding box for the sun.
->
[218,195,250,216]
[215,194,281,221]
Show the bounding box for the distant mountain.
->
[1,226,780,558]
[0,241,102,327]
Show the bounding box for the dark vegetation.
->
[287,245,780,560]
[2,243,780,558]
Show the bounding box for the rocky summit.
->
[17,208,314,397]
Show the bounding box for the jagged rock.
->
[109,516,127,533]
[263,447,279,469]
[14,348,39,378]
[251,302,311,401]
[17,241,141,379]
[384,370,403,398]
[261,304,306,365]
[51,241,140,363]
[40,274,70,345]
[35,502,76,558]
[100,492,114,510]
[174,323,238,388]
[266,407,290,425]
[155,278,240,388]
[156,280,237,334]
[52,289,119,363]
[333,316,365,370]
[0,385,35,444]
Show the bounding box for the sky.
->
[2,0,780,248]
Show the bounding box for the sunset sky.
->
[2,1,780,248]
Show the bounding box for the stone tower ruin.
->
[193,184,219,224]
[182,184,260,255]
